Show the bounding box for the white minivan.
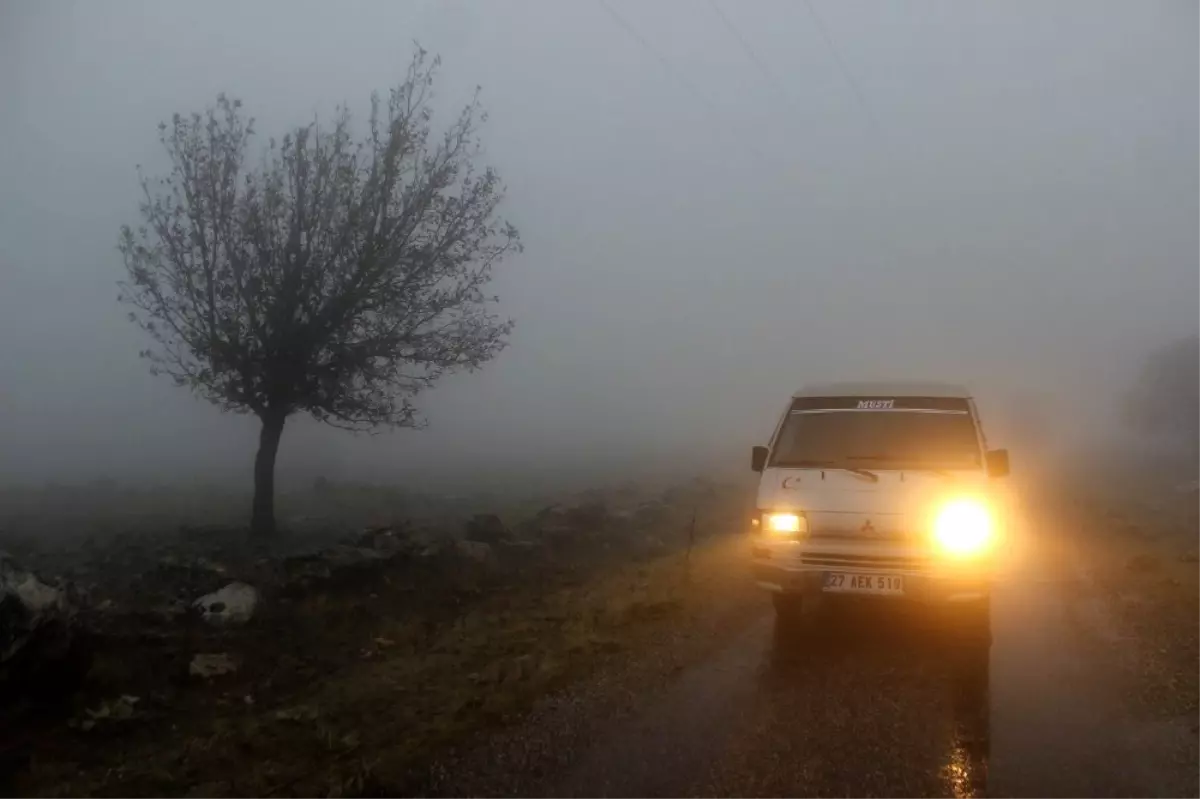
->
[749,382,1009,636]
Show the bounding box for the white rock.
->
[0,555,64,613]
[12,571,64,612]
[83,694,140,723]
[1,553,77,676]
[193,581,258,626]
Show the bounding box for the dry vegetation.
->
[1051,460,1199,724]
[2,479,755,797]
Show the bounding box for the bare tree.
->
[1122,334,1200,464]
[118,48,521,536]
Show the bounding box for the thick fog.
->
[1,0,1196,491]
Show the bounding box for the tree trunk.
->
[251,412,287,537]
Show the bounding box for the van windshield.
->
[769,408,982,469]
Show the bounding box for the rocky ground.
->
[1,477,752,797]
[2,463,1194,798]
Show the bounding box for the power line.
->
[595,0,713,113]
[802,0,884,140]
[706,0,791,106]
[594,0,772,165]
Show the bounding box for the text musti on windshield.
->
[769,396,982,469]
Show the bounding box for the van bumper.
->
[752,561,991,604]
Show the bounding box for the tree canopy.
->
[118,48,521,534]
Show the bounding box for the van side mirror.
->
[751,446,769,473]
[986,448,1010,478]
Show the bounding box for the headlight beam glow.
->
[932,498,993,555]
[765,512,804,535]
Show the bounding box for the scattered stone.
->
[189,652,239,678]
[352,524,453,560]
[360,528,408,555]
[193,582,258,626]
[464,514,511,544]
[0,478,737,747]
[416,531,456,559]
[563,501,608,531]
[2,557,65,614]
[78,694,140,728]
[281,542,409,597]
[323,545,390,569]
[499,540,540,554]
[1,552,88,701]
[141,554,230,602]
[281,553,334,592]
[526,502,608,544]
[455,540,495,565]
[352,523,413,553]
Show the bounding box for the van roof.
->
[791,381,973,399]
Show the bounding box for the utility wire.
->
[594,0,772,165]
[706,0,792,107]
[802,0,884,140]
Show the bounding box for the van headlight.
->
[932,499,993,555]
[764,512,806,535]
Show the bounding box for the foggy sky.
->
[1,0,1196,490]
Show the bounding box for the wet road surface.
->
[425,506,1198,798]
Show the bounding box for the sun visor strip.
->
[788,396,972,413]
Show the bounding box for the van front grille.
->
[809,528,912,542]
[799,552,927,572]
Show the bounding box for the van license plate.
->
[822,572,904,595]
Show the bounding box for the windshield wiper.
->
[833,467,879,483]
[847,455,957,478]
[783,459,879,483]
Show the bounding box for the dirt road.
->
[422,490,1199,798]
